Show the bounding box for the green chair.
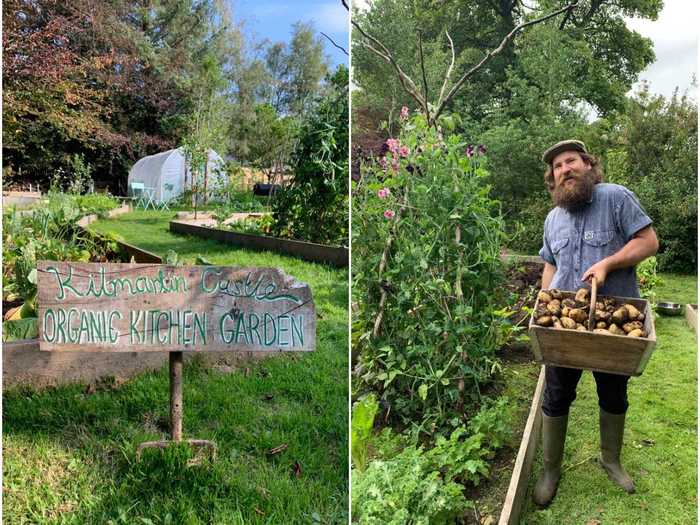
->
[142,187,157,210]
[129,182,146,208]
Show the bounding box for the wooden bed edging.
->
[498,365,546,525]
[686,304,697,336]
[169,220,348,267]
[2,338,265,390]
[75,206,163,264]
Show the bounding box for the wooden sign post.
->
[38,261,316,459]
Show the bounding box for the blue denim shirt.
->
[539,183,653,298]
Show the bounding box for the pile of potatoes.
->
[534,288,648,338]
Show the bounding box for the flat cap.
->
[541,139,588,164]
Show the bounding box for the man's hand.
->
[581,259,610,285]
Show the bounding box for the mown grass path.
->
[4,210,349,524]
[521,274,697,524]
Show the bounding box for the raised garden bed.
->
[3,209,167,390]
[170,219,349,267]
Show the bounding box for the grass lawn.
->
[520,273,697,524]
[4,210,349,524]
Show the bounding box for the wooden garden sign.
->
[37,260,316,459]
[37,261,316,353]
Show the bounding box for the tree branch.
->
[437,30,455,109]
[320,31,348,56]
[418,31,430,117]
[352,20,426,109]
[432,1,578,124]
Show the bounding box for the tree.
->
[245,104,298,183]
[3,0,246,191]
[352,0,660,127]
[271,65,349,245]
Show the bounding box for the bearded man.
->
[532,140,659,506]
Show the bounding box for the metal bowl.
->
[657,302,684,316]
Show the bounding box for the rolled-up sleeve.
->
[539,233,555,265]
[615,188,653,242]
[539,215,555,265]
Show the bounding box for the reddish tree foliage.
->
[3,0,182,188]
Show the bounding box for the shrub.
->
[353,112,508,436]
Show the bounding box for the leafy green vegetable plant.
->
[351,394,379,471]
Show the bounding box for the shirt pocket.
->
[582,230,616,261]
[582,230,614,247]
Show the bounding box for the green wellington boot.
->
[599,408,635,493]
[533,413,569,506]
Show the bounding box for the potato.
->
[560,317,577,329]
[623,321,644,334]
[576,325,588,332]
[611,307,629,325]
[624,304,641,320]
[596,302,605,311]
[553,318,563,329]
[536,304,549,317]
[536,315,553,327]
[575,288,590,302]
[595,309,611,322]
[628,328,648,338]
[546,302,562,316]
[568,308,588,324]
[561,306,571,318]
[550,289,563,299]
[637,313,646,322]
[562,298,576,308]
[538,291,552,303]
[596,321,608,329]
[608,323,626,336]
[593,328,609,334]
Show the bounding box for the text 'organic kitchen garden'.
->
[37,262,316,352]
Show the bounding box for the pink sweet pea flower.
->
[377,188,390,199]
[391,158,399,171]
[398,145,409,158]
[400,106,409,120]
[384,210,395,219]
[386,138,400,154]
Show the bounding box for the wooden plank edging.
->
[686,304,697,336]
[169,220,348,267]
[498,365,546,525]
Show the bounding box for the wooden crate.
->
[528,293,656,376]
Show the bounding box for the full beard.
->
[552,170,595,211]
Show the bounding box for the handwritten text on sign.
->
[37,261,316,352]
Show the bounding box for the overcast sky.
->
[625,0,698,100]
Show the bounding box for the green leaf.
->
[418,384,428,400]
[3,318,38,341]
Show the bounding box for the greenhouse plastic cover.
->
[127,147,226,203]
